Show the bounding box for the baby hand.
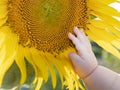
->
[68,27,98,79]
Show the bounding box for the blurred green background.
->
[1,42,120,90]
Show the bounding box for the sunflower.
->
[0,0,120,90]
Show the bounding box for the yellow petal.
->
[0,0,8,5]
[0,51,15,86]
[0,26,18,86]
[91,11,120,28]
[87,24,116,42]
[90,20,120,38]
[44,53,57,88]
[30,48,49,82]
[0,5,8,19]
[112,39,120,49]
[0,46,6,66]
[99,0,118,4]
[88,0,120,17]
[89,0,118,5]
[97,41,120,59]
[15,46,27,84]
[0,17,7,27]
[24,47,38,84]
[35,78,43,90]
[86,30,120,59]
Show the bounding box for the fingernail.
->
[74,26,78,30]
[68,32,72,37]
[68,32,71,35]
[79,28,83,30]
[74,27,79,33]
[79,28,84,32]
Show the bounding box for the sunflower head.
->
[7,0,89,54]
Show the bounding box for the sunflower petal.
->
[30,48,49,82]
[24,47,38,84]
[92,11,120,28]
[100,0,118,4]
[89,20,120,38]
[89,0,118,5]
[87,24,116,42]
[0,5,8,19]
[86,30,120,59]
[88,0,120,17]
[0,26,18,86]
[35,78,43,90]
[44,53,57,88]
[0,17,7,27]
[15,46,27,84]
[0,0,8,5]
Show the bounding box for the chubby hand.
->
[68,27,98,79]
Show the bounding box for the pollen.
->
[8,0,89,53]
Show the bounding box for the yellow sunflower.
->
[0,0,120,90]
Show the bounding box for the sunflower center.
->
[38,0,62,23]
[8,0,89,53]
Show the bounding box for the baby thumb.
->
[68,52,81,68]
[68,52,85,77]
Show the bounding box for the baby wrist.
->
[83,64,98,80]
